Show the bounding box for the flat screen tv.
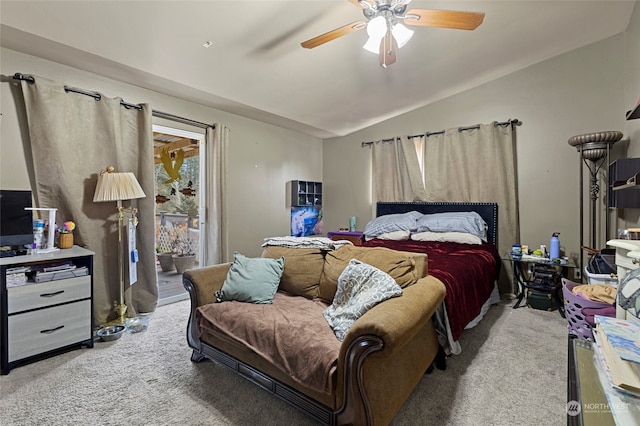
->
[0,190,34,247]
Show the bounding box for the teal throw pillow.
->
[215,252,285,304]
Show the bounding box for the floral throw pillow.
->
[323,259,403,341]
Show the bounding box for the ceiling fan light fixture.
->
[363,15,387,54]
[391,23,413,48]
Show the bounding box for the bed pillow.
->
[323,259,403,341]
[365,230,411,241]
[215,252,284,304]
[363,211,422,239]
[416,212,487,242]
[411,231,482,245]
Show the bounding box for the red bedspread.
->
[362,239,500,341]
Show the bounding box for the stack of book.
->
[530,264,559,290]
[592,315,640,423]
[34,264,88,282]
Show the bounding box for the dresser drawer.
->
[7,276,91,314]
[616,252,640,270]
[8,299,91,362]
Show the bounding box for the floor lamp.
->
[568,131,623,277]
[93,166,146,325]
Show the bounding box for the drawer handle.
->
[40,290,65,298]
[40,325,64,334]
[634,259,639,265]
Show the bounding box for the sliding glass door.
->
[152,125,205,306]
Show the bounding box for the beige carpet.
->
[0,298,568,425]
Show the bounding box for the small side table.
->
[327,231,363,246]
[510,254,576,317]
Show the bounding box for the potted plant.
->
[156,246,175,272]
[170,225,196,274]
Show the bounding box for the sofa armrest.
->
[183,263,232,357]
[182,263,231,308]
[340,274,446,361]
[334,275,446,425]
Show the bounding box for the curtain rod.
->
[361,119,521,147]
[13,73,215,130]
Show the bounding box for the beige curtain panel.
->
[19,75,157,325]
[203,124,230,265]
[371,136,427,202]
[423,122,519,294]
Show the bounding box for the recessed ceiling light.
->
[202,41,213,48]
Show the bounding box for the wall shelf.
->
[627,100,640,120]
[609,159,640,208]
[612,173,640,191]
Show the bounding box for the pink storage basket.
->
[562,278,614,341]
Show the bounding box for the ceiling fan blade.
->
[301,21,366,49]
[379,32,397,69]
[404,9,485,30]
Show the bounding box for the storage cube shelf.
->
[291,180,322,206]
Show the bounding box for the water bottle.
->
[550,232,560,260]
[33,219,45,250]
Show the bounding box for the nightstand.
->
[327,231,363,246]
[510,253,576,317]
[1,246,94,374]
[606,239,640,321]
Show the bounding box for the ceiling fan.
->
[301,0,485,68]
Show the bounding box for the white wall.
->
[0,48,323,260]
[323,29,638,261]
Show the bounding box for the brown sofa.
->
[183,244,446,425]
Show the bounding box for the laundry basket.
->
[562,278,615,341]
[584,266,618,286]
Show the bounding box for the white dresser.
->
[1,246,94,374]
[606,239,640,321]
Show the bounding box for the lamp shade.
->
[363,16,388,54]
[93,167,146,202]
[392,23,414,48]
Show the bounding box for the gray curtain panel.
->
[19,75,157,325]
[423,122,519,294]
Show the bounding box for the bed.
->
[361,202,501,355]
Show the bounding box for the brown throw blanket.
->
[197,292,341,395]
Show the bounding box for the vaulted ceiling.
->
[1,1,635,138]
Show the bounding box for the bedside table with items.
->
[327,230,363,246]
[510,253,576,316]
[1,246,94,375]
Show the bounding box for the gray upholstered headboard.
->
[375,202,498,246]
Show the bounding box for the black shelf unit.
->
[291,180,322,206]
[626,101,640,120]
[609,158,640,208]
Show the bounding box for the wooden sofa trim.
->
[183,275,384,426]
